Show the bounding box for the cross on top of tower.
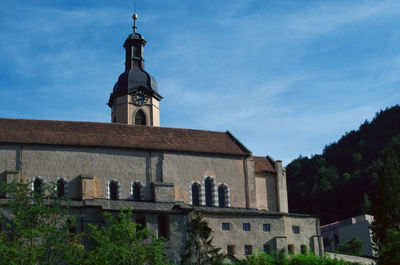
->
[132,13,138,33]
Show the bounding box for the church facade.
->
[0,14,323,263]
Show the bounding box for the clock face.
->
[131,90,148,106]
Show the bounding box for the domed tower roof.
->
[107,16,162,107]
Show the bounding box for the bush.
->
[235,252,363,265]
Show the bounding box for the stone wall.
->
[326,252,377,265]
[204,213,322,260]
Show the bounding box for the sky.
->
[0,0,399,164]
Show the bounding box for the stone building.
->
[0,14,323,263]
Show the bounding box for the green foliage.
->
[337,237,363,256]
[84,209,169,265]
[0,181,170,265]
[371,147,400,265]
[0,180,84,265]
[286,105,400,224]
[235,252,363,265]
[360,193,371,214]
[235,252,276,265]
[377,228,400,265]
[182,211,224,265]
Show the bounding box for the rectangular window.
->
[263,223,270,231]
[301,245,307,255]
[158,215,169,239]
[263,244,271,254]
[292,226,300,234]
[243,223,251,231]
[227,245,235,255]
[244,245,252,255]
[135,215,146,231]
[222,223,231,230]
[288,244,295,254]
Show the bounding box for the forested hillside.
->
[286,105,400,225]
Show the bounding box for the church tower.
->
[107,14,162,126]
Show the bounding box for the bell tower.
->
[107,14,162,126]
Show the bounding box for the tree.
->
[337,237,363,256]
[377,228,400,265]
[360,193,371,214]
[0,180,84,265]
[371,147,400,264]
[182,211,224,265]
[84,209,169,265]
[286,105,400,225]
[236,252,364,265]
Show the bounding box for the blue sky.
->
[0,0,399,164]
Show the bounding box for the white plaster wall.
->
[20,145,149,199]
[266,176,278,212]
[255,176,268,210]
[163,152,247,207]
[0,145,18,172]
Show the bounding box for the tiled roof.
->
[254,156,276,173]
[0,118,250,156]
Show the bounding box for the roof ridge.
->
[0,117,228,135]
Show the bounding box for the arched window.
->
[33,178,43,195]
[218,184,228,208]
[109,180,119,200]
[191,183,201,206]
[132,182,142,201]
[135,109,146,125]
[57,178,66,197]
[205,177,214,206]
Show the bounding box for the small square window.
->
[243,223,251,231]
[227,245,235,255]
[244,245,252,255]
[292,226,300,234]
[263,223,270,231]
[222,223,231,230]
